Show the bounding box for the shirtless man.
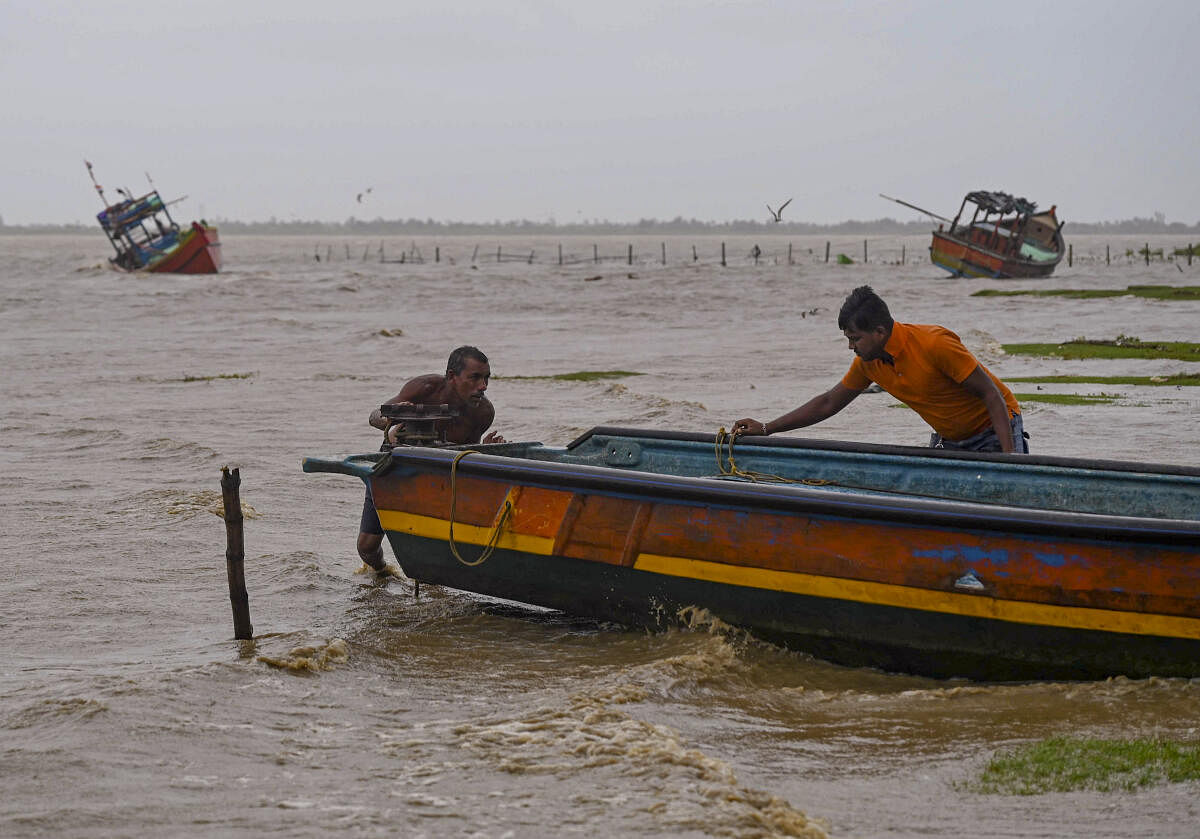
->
[733,285,1028,453]
[357,345,505,573]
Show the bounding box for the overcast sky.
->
[3,0,1198,226]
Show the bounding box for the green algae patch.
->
[1003,337,1200,361]
[498,370,644,382]
[1013,392,1120,406]
[974,285,1200,300]
[969,737,1200,795]
[1007,373,1200,386]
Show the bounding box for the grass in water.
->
[497,370,644,382]
[1007,373,1200,386]
[970,737,1200,795]
[178,372,256,382]
[974,285,1200,300]
[1003,336,1200,361]
[1013,392,1120,406]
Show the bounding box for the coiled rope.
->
[448,449,512,567]
[714,427,830,485]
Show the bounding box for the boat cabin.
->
[96,190,183,271]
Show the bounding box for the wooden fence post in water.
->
[593,244,598,264]
[220,466,253,640]
[824,241,830,263]
[1189,244,1193,267]
[1145,242,1150,266]
[788,243,793,265]
[1106,244,1110,266]
[435,246,440,263]
[558,244,562,266]
[1068,244,1073,267]
[863,239,868,263]
[692,245,698,262]
[627,244,633,266]
[902,245,906,265]
[661,242,666,265]
[721,242,726,267]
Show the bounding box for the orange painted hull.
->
[141,224,221,274]
[305,431,1200,680]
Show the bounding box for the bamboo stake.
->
[221,466,253,640]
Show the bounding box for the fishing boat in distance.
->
[85,161,220,274]
[304,426,1200,682]
[883,190,1065,278]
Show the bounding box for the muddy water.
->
[1,233,1197,837]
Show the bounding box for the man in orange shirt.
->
[733,286,1028,453]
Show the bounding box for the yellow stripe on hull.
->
[376,508,1199,641]
[376,508,555,556]
[634,553,1200,640]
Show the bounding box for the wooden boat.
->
[930,190,1064,278]
[85,161,221,274]
[303,427,1200,681]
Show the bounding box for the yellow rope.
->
[714,427,830,485]
[448,449,512,567]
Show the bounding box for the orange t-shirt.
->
[840,322,1020,441]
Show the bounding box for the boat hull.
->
[136,223,221,274]
[930,226,1062,279]
[304,430,1200,681]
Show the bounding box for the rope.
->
[448,449,512,567]
[713,428,829,485]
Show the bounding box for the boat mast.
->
[84,160,110,206]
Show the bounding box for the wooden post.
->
[661,242,666,265]
[362,244,369,260]
[901,245,906,265]
[1106,244,1110,266]
[435,246,440,263]
[824,241,830,263]
[1145,243,1150,266]
[345,244,350,259]
[787,243,793,265]
[627,244,633,266]
[1189,244,1193,267]
[593,244,598,264]
[497,245,502,263]
[1068,243,1073,267]
[221,467,253,640]
[863,239,868,263]
[470,244,479,265]
[558,243,562,266]
[692,245,698,262]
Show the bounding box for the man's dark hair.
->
[446,346,489,376]
[837,285,894,332]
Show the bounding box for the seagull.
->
[356,187,374,204]
[767,198,792,223]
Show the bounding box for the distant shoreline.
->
[3,217,1199,236]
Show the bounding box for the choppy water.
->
[2,232,1198,838]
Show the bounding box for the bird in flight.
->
[356,187,374,204]
[767,198,792,222]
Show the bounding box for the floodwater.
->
[1,232,1198,838]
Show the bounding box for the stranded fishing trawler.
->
[304,422,1200,682]
[883,190,1065,278]
[85,161,220,274]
